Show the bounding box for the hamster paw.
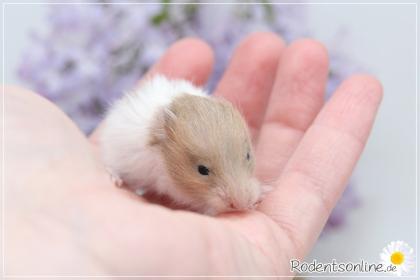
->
[106,168,123,188]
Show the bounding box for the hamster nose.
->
[250,200,260,209]
[228,200,252,211]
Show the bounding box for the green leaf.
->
[151,0,171,26]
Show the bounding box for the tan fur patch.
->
[150,94,255,206]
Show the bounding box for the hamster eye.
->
[246,152,250,161]
[198,165,210,176]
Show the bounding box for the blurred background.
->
[1,1,417,278]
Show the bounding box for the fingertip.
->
[238,31,286,56]
[148,37,215,86]
[168,37,215,69]
[341,74,384,104]
[287,38,329,72]
[316,73,384,141]
[331,75,383,116]
[214,32,284,95]
[231,32,285,74]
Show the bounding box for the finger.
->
[214,32,285,142]
[89,38,215,144]
[144,38,214,86]
[256,39,329,183]
[260,75,383,258]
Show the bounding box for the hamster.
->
[100,75,261,215]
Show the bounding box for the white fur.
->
[100,75,207,205]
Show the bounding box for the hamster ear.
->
[163,107,177,124]
[149,107,177,146]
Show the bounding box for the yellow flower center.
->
[390,251,405,265]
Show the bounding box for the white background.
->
[1,1,418,279]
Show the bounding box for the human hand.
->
[5,32,382,277]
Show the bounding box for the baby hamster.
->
[100,75,261,215]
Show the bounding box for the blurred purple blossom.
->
[323,182,360,233]
[17,1,359,232]
[18,2,311,133]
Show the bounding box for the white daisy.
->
[380,241,415,276]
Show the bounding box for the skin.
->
[5,32,382,277]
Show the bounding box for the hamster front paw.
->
[106,168,124,188]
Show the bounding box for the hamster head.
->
[150,94,261,215]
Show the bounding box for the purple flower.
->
[322,182,360,233]
[18,2,312,132]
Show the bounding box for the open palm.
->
[6,33,382,277]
